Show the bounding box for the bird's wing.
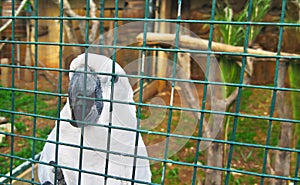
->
[38,102,82,185]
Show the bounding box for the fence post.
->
[24,46,33,82]
[157,0,171,93]
[1,58,11,87]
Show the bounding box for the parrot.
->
[38,53,152,185]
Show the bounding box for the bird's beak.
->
[70,98,101,128]
[68,67,103,128]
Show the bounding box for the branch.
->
[267,153,275,175]
[0,0,28,33]
[0,38,9,51]
[136,33,300,59]
[51,0,83,18]
[60,0,100,43]
[51,0,82,54]
[89,0,99,43]
[64,20,82,55]
[51,0,86,39]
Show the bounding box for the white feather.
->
[38,53,152,184]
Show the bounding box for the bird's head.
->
[68,65,103,127]
[68,53,134,128]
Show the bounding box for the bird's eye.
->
[111,75,119,83]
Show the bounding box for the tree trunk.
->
[204,129,224,185]
[271,62,293,185]
[64,20,82,55]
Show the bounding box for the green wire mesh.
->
[0,0,299,184]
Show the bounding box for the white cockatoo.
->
[38,53,152,185]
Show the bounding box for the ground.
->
[0,73,68,176]
[0,74,298,184]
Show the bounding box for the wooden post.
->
[24,20,33,82]
[24,46,33,82]
[178,50,191,79]
[157,0,171,92]
[1,58,11,87]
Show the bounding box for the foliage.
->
[216,0,272,46]
[216,6,247,46]
[215,0,271,100]
[219,57,241,98]
[215,1,272,158]
[288,62,300,149]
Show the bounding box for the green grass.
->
[0,87,57,174]
[15,122,28,134]
[0,125,52,174]
[0,138,9,147]
[167,167,180,184]
[151,163,181,185]
[0,88,58,118]
[227,173,257,185]
[151,163,163,183]
[0,126,52,173]
[0,84,287,183]
[224,88,283,184]
[142,86,284,184]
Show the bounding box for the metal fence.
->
[0,0,299,184]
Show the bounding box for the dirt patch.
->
[0,73,68,174]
